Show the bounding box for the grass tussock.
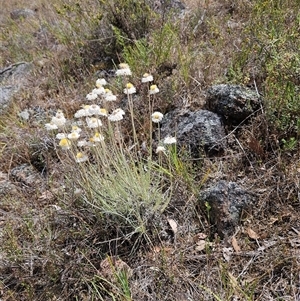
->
[0,0,300,300]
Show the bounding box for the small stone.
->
[18,109,30,121]
[10,163,43,187]
[206,84,261,123]
[160,108,226,156]
[199,181,256,237]
[0,62,32,115]
[10,8,35,20]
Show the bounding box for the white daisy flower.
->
[67,131,80,140]
[108,108,124,122]
[51,115,66,128]
[75,105,93,118]
[71,125,82,133]
[55,110,65,118]
[96,78,107,87]
[88,104,101,115]
[56,133,66,139]
[156,146,166,154]
[74,109,86,118]
[142,73,153,83]
[116,63,132,76]
[104,89,117,101]
[86,117,102,128]
[76,152,88,163]
[82,105,93,116]
[77,140,89,147]
[59,138,71,150]
[123,83,136,94]
[114,108,125,115]
[98,108,108,116]
[149,84,159,95]
[92,87,105,95]
[86,92,98,101]
[45,122,58,130]
[151,111,164,123]
[90,132,105,142]
[163,136,177,145]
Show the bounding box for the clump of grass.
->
[102,0,154,41]
[44,64,178,250]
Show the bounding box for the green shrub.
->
[228,0,300,139]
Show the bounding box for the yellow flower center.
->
[59,138,71,147]
[119,63,129,69]
[76,152,84,159]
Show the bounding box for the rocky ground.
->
[0,0,299,300]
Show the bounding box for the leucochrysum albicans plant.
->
[45,63,177,242]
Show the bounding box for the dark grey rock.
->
[206,84,261,122]
[0,62,32,114]
[160,109,226,156]
[0,62,32,83]
[199,181,256,237]
[0,172,18,197]
[10,8,35,20]
[10,163,43,187]
[0,86,16,111]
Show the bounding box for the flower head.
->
[86,117,102,128]
[91,132,105,142]
[74,109,87,118]
[55,110,65,118]
[96,78,107,87]
[77,140,89,147]
[56,133,66,139]
[156,145,166,154]
[123,83,136,94]
[71,125,82,133]
[92,87,105,95]
[86,92,98,101]
[119,63,130,69]
[45,122,58,130]
[98,108,108,116]
[75,152,88,163]
[163,136,177,145]
[51,115,66,128]
[116,63,132,76]
[142,73,153,83]
[151,111,164,123]
[114,108,125,115]
[149,84,159,95]
[67,131,80,140]
[59,138,71,150]
[108,108,125,122]
[88,104,101,115]
[104,89,117,101]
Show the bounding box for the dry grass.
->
[0,0,299,300]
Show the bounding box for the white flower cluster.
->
[45,110,66,130]
[85,80,118,103]
[45,63,175,163]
